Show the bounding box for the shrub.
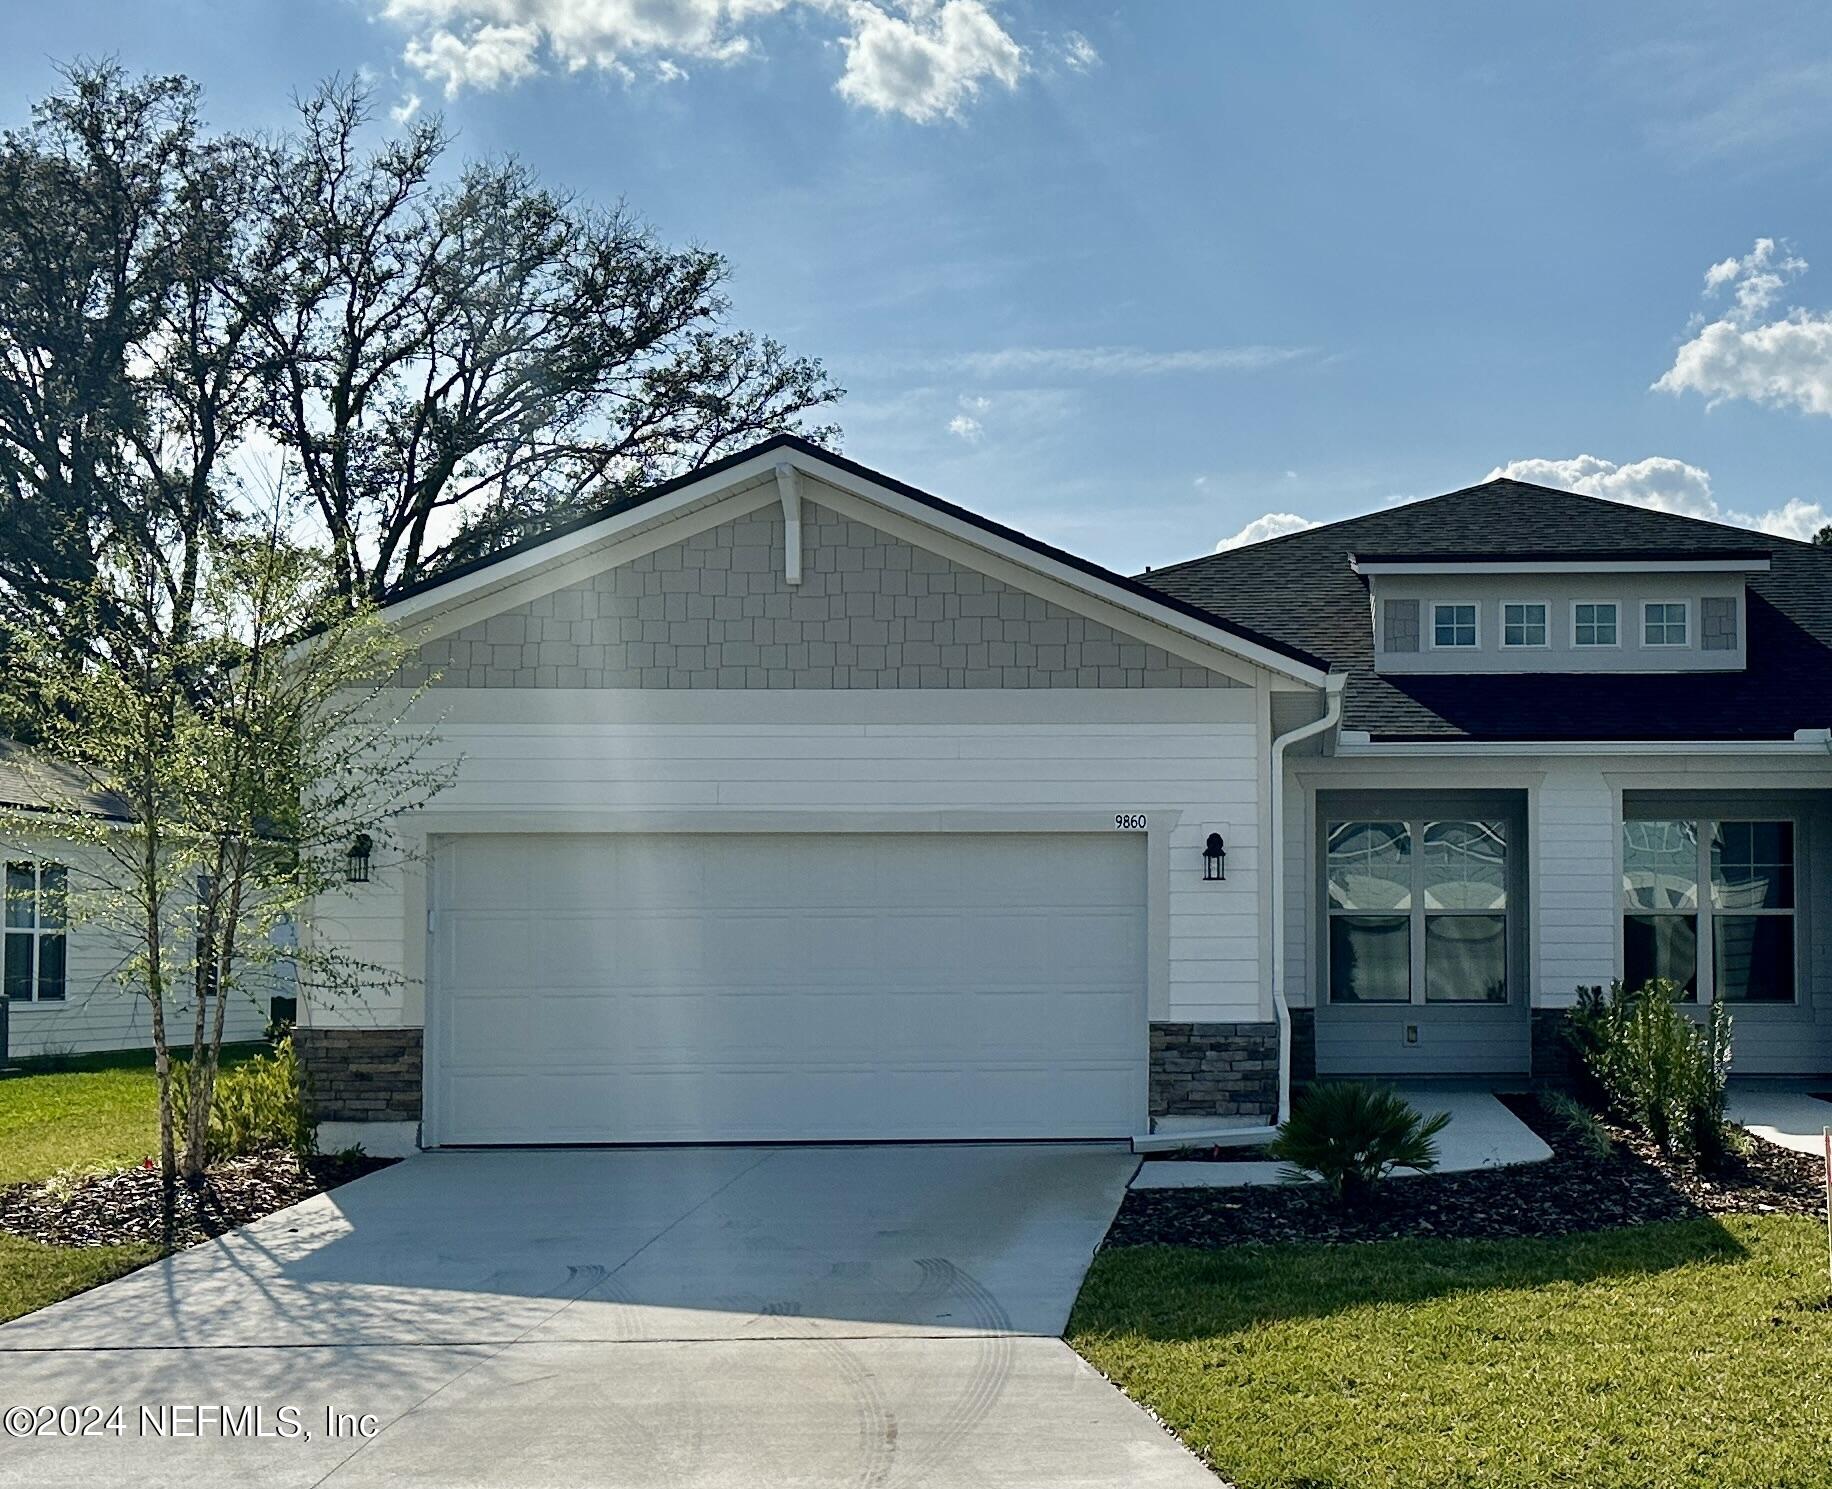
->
[171,1037,317,1164]
[1269,1081,1451,1205]
[1538,1090,1615,1159]
[1567,979,1733,1164]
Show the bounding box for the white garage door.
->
[428,833,1147,1144]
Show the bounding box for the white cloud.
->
[390,91,425,124]
[1056,30,1099,73]
[1214,512,1320,552]
[1487,454,1828,541]
[377,0,1057,121]
[947,413,982,440]
[952,344,1311,378]
[835,0,1025,122]
[1654,237,1832,415]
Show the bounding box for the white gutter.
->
[1133,671,1347,1154]
[1336,729,1832,758]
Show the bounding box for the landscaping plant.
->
[1269,1081,1450,1204]
[170,1037,316,1161]
[1565,978,1734,1164]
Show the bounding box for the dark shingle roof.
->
[1138,478,1832,742]
[0,741,132,821]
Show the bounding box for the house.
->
[293,437,1832,1147]
[0,745,277,1059]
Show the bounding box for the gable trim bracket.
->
[775,461,803,586]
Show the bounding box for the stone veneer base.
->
[295,1027,424,1123]
[1149,1021,1280,1119]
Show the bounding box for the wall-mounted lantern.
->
[346,833,374,884]
[1203,832,1227,882]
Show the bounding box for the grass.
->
[0,1041,267,1188]
[0,1234,154,1325]
[1069,1217,1832,1489]
[0,1042,266,1321]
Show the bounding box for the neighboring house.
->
[294,438,1832,1147]
[0,744,276,1059]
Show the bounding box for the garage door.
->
[427,833,1147,1144]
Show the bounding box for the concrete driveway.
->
[0,1144,1216,1487]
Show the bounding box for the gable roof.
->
[0,741,132,822]
[384,434,1332,683]
[1138,477,1832,743]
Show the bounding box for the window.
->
[1622,818,1795,1003]
[1643,601,1689,647]
[1502,602,1548,648]
[1573,601,1618,647]
[4,860,67,1002]
[1432,603,1477,648]
[1327,817,1508,1005]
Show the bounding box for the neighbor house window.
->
[4,860,67,1002]
[1432,604,1477,648]
[1502,602,1548,648]
[1574,601,1618,647]
[1622,818,1795,1002]
[1327,818,1508,1004]
[1643,601,1689,647]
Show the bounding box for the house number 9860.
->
[1114,814,1148,831]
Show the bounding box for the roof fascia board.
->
[1351,557,1770,576]
[380,454,785,629]
[1336,737,1831,757]
[796,456,1330,687]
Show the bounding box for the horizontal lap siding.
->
[1535,764,1619,1005]
[304,690,1268,1030]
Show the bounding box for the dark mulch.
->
[1105,1095,1828,1250]
[1142,1142,1276,1164]
[0,1150,396,1251]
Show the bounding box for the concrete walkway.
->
[1729,1085,1832,1158]
[0,1144,1217,1488]
[1132,1087,1551,1189]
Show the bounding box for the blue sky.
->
[7,2,1832,571]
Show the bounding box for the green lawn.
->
[1070,1217,1832,1489]
[0,1043,265,1322]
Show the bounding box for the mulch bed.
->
[0,1150,396,1252]
[1105,1095,1828,1250]
[1142,1142,1276,1164]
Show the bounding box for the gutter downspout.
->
[1133,670,1347,1153]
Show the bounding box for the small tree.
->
[1815,523,1832,547]
[1,511,452,1218]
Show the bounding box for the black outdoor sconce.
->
[346,833,373,884]
[1203,832,1227,881]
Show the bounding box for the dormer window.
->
[1643,601,1689,648]
[1574,601,1618,647]
[1432,603,1477,648]
[1501,602,1547,648]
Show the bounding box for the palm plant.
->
[1269,1082,1451,1205]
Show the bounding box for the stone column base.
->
[1149,1021,1279,1118]
[295,1027,424,1123]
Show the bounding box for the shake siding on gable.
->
[399,502,1237,692]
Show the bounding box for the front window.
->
[1432,604,1477,648]
[1502,603,1547,648]
[1622,818,1794,1002]
[4,860,67,1003]
[1327,817,1508,1004]
[1643,601,1689,647]
[1574,601,1618,646]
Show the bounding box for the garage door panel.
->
[431,832,1147,1143]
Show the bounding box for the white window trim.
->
[1570,598,1621,649]
[4,859,68,1004]
[1501,599,1551,650]
[1428,601,1481,650]
[1326,817,1509,1007]
[1641,597,1692,649]
[1620,814,1800,1006]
